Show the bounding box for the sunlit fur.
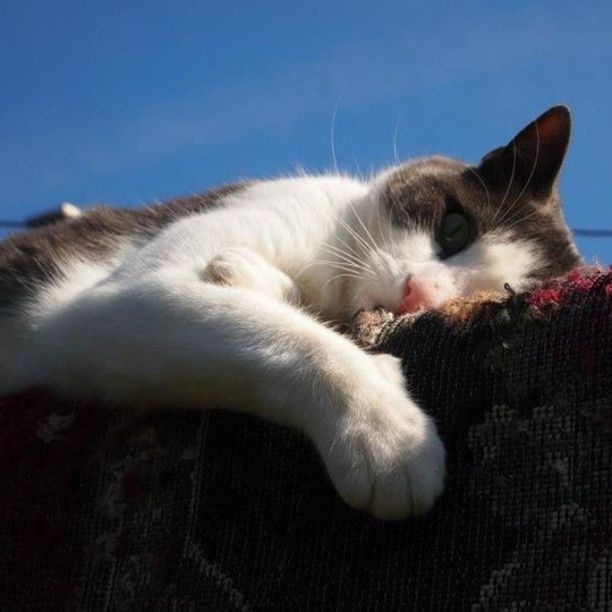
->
[0,107,580,520]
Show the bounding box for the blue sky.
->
[1,1,611,262]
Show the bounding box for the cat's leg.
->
[37,268,445,519]
[200,247,301,305]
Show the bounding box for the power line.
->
[0,221,27,228]
[572,229,612,237]
[1,218,612,236]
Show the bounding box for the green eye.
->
[438,212,471,256]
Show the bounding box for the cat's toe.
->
[381,415,445,517]
[368,413,445,519]
[319,387,445,520]
[200,254,236,286]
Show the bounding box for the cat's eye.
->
[438,212,471,257]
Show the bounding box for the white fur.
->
[0,169,542,519]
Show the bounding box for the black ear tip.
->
[541,105,572,130]
[528,105,572,148]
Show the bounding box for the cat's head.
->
[348,105,580,315]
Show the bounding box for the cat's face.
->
[347,106,580,315]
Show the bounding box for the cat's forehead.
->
[386,157,468,194]
[381,156,484,227]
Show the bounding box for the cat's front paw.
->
[316,355,445,519]
[200,247,301,304]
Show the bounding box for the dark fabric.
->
[1,269,611,610]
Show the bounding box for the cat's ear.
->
[478,105,571,197]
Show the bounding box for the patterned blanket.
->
[1,269,611,610]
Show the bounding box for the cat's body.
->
[0,106,579,519]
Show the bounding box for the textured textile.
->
[0,269,611,610]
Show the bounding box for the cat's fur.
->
[0,106,579,519]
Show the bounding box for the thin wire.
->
[572,229,612,237]
[1,219,612,237]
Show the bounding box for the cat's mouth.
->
[372,279,449,316]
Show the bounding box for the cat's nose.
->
[397,275,442,314]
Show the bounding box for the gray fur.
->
[0,183,247,311]
[383,106,579,278]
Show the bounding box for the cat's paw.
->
[315,356,445,519]
[200,247,301,304]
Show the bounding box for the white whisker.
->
[335,214,375,256]
[321,242,367,265]
[491,140,517,225]
[349,203,381,254]
[345,201,392,271]
[296,256,375,281]
[323,272,362,291]
[500,208,542,233]
[317,259,375,277]
[320,245,375,275]
[496,123,540,229]
[466,165,492,209]
[392,118,401,165]
[330,94,343,175]
[334,231,369,261]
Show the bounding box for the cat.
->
[0,105,579,519]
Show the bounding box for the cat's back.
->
[0,183,247,314]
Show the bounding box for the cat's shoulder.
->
[236,173,368,208]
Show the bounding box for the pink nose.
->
[398,276,440,314]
